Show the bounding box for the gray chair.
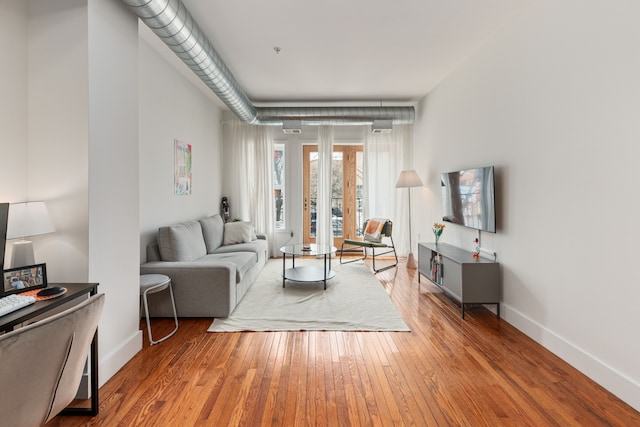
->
[0,293,105,426]
[340,219,398,273]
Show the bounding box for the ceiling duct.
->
[122,0,414,126]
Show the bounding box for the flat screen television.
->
[441,166,496,233]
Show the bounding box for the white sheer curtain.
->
[225,121,277,256]
[316,126,334,249]
[363,125,414,256]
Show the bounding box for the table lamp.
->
[6,201,55,268]
[395,170,423,269]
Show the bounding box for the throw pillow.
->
[158,221,207,261]
[200,214,225,253]
[363,218,387,243]
[223,221,256,245]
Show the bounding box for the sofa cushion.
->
[157,221,207,262]
[198,252,257,283]
[214,239,268,264]
[199,214,224,253]
[223,221,256,245]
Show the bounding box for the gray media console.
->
[418,242,500,319]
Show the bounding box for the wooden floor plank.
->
[50,258,640,426]
[354,334,398,426]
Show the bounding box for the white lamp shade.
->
[6,201,55,240]
[395,170,423,188]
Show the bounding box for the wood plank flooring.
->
[51,259,640,426]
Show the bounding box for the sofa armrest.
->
[140,261,238,317]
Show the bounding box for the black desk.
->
[0,282,100,416]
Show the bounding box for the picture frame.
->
[2,263,48,296]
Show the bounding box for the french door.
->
[303,145,364,249]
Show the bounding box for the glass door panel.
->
[303,145,363,248]
[331,151,343,239]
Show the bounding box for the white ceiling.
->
[140,0,536,108]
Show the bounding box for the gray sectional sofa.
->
[140,214,268,318]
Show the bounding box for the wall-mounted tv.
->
[441,166,496,233]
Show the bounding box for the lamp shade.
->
[395,170,423,188]
[6,201,55,240]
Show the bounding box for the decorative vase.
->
[435,235,440,246]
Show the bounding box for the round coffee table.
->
[280,244,337,290]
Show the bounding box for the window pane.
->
[274,145,285,229]
[332,152,343,237]
[309,151,317,237]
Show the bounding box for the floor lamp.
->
[396,170,423,269]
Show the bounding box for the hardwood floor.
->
[51,259,639,426]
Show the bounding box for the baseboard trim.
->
[99,330,143,388]
[502,303,640,412]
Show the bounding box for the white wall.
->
[87,0,141,384]
[0,0,87,273]
[0,0,28,205]
[27,0,89,282]
[138,36,223,262]
[413,0,640,410]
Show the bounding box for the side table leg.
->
[282,254,286,288]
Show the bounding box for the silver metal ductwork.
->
[122,0,414,126]
[253,106,413,126]
[123,0,257,123]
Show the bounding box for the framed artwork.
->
[2,263,48,296]
[175,139,192,195]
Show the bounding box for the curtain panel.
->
[225,121,277,256]
[364,125,414,256]
[316,126,334,249]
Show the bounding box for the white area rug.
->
[208,259,410,332]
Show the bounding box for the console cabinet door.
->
[441,257,462,300]
[418,244,430,278]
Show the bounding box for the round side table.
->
[140,274,178,345]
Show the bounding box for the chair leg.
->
[340,243,367,265]
[371,239,399,273]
